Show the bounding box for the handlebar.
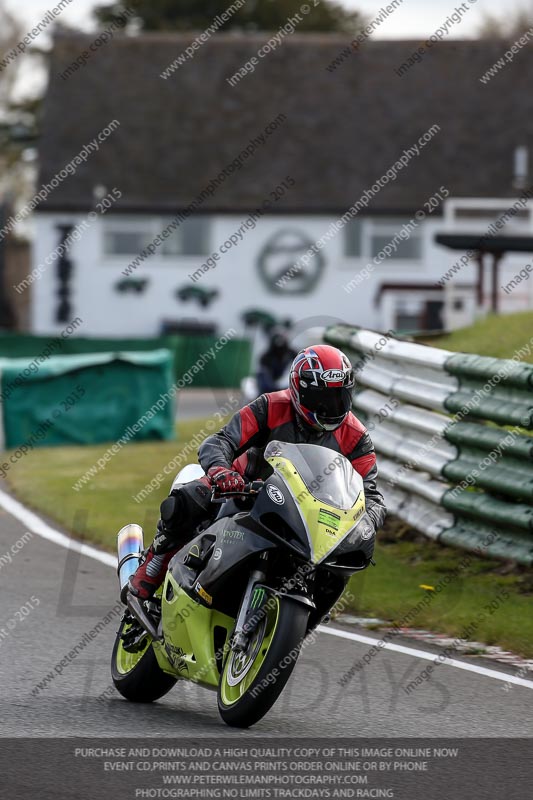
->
[210,479,264,503]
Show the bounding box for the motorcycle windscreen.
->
[264,439,363,511]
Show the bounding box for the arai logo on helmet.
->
[321,369,345,383]
[266,484,285,505]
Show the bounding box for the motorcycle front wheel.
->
[217,595,309,728]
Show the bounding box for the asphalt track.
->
[176,388,241,421]
[0,492,532,740]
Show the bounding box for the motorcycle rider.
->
[126,344,386,602]
[256,326,297,395]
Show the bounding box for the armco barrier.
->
[324,325,533,566]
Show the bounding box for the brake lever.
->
[210,480,264,504]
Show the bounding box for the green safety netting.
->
[0,350,175,449]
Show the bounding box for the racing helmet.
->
[289,345,355,432]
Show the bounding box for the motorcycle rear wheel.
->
[217,595,309,728]
[111,614,177,703]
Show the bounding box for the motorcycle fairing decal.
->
[353,503,365,523]
[266,483,285,505]
[318,508,341,530]
[195,581,213,606]
[251,586,267,609]
[266,455,365,564]
[163,641,189,674]
[194,518,276,600]
[223,529,245,541]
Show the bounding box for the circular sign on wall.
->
[257,229,326,295]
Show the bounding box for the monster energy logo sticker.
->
[250,587,266,609]
[224,529,244,541]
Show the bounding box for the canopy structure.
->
[435,233,533,312]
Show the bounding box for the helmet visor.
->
[299,385,352,421]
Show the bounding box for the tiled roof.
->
[37,33,533,213]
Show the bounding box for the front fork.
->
[232,553,268,652]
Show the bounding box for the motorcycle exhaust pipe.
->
[117,524,144,596]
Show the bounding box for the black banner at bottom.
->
[3,738,530,800]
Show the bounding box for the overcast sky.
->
[348,0,521,38]
[3,0,524,39]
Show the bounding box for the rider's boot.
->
[123,478,213,603]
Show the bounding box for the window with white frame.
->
[445,199,533,233]
[104,229,152,255]
[343,216,423,261]
[369,218,423,260]
[103,216,211,257]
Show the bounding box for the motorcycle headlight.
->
[327,511,375,570]
[340,512,375,550]
[353,513,375,541]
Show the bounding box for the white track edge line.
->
[317,625,533,690]
[0,487,116,568]
[1,486,531,690]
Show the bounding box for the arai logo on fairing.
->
[266,484,285,505]
[321,369,345,383]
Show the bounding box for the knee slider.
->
[160,495,179,524]
[181,478,212,515]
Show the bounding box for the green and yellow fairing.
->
[266,454,365,564]
[153,577,234,688]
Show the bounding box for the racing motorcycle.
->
[111,440,375,728]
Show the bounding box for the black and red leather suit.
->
[158,389,386,545]
[199,389,386,530]
[127,390,386,601]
